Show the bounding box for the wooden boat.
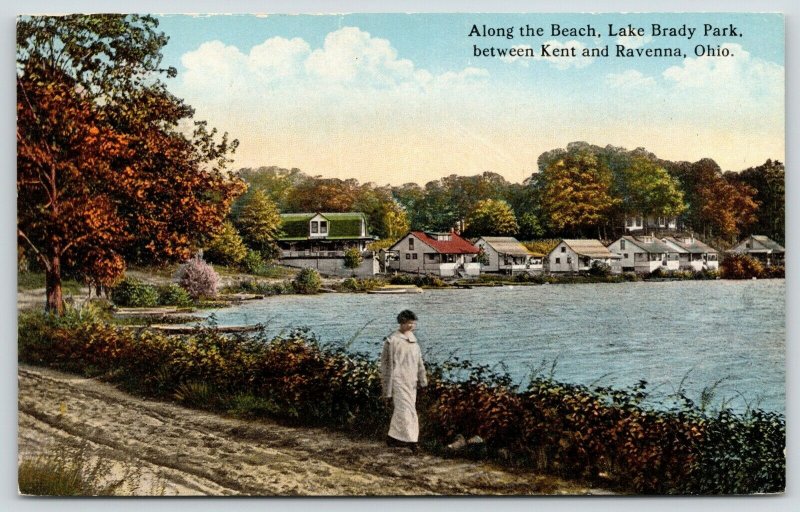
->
[367,286,424,294]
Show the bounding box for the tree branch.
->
[17,228,50,271]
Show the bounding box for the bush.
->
[156,284,192,307]
[240,249,268,275]
[110,277,158,308]
[343,248,363,271]
[293,268,322,294]
[720,254,764,279]
[589,261,612,277]
[338,277,384,292]
[176,257,220,299]
[388,273,446,287]
[18,316,785,495]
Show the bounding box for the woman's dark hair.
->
[397,309,418,324]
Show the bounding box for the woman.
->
[380,309,428,453]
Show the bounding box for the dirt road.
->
[18,365,610,496]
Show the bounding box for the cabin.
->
[661,236,719,271]
[623,214,678,233]
[387,231,481,277]
[473,236,543,274]
[545,239,620,274]
[276,212,379,276]
[607,235,680,273]
[728,235,785,267]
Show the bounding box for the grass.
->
[17,272,84,294]
[18,443,159,496]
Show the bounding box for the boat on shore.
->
[367,285,424,294]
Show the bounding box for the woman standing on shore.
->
[380,310,428,452]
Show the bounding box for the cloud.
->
[606,69,656,88]
[180,26,487,97]
[662,43,783,97]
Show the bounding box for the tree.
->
[730,160,784,244]
[463,199,519,237]
[539,152,617,237]
[343,247,364,273]
[204,221,248,267]
[617,156,686,220]
[17,15,242,313]
[235,189,282,259]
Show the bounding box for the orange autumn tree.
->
[17,15,243,314]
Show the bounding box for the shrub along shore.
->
[18,309,784,495]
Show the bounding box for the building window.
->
[555,257,561,264]
[567,256,572,264]
[412,253,418,260]
[409,238,414,250]
[626,218,632,227]
[310,221,319,234]
[561,246,566,253]
[636,217,642,227]
[620,239,626,250]
[624,253,629,259]
[405,254,410,260]
[319,221,328,234]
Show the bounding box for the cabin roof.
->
[394,231,479,254]
[478,236,534,257]
[662,236,718,254]
[560,239,615,259]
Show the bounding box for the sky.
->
[154,13,785,185]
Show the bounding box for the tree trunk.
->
[45,253,63,315]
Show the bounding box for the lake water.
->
[207,280,785,413]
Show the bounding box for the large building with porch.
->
[387,231,481,277]
[276,212,378,276]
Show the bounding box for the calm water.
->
[207,280,785,413]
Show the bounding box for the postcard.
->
[17,12,785,497]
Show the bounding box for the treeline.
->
[235,141,784,245]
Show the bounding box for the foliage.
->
[728,160,785,245]
[176,257,220,299]
[617,156,686,219]
[463,199,519,237]
[337,277,385,292]
[18,446,127,496]
[240,249,268,275]
[17,15,243,314]
[388,273,447,287]
[720,254,765,280]
[521,239,561,256]
[588,261,612,277]
[18,315,785,495]
[204,221,248,267]
[343,248,364,271]
[539,151,617,236]
[225,279,295,296]
[367,239,398,252]
[110,277,159,308]
[293,268,322,294]
[234,189,282,259]
[155,284,192,307]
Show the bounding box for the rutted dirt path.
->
[18,365,611,496]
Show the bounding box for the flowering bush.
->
[720,254,764,279]
[176,256,220,299]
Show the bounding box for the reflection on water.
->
[208,280,785,413]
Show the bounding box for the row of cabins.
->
[273,212,784,277]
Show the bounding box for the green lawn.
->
[17,272,84,294]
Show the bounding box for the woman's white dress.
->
[380,330,428,443]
